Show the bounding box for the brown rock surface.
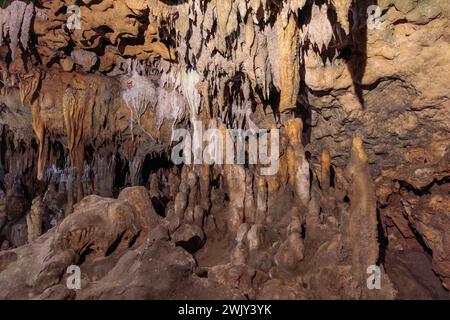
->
[0,0,448,300]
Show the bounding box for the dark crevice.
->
[399,176,450,197]
[105,231,126,257]
[407,221,433,257]
[376,207,388,266]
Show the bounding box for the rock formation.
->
[0,0,448,300]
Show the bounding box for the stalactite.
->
[308,3,334,51]
[332,0,352,35]
[20,2,34,50]
[121,60,158,141]
[276,15,300,113]
[92,155,116,198]
[31,98,46,181]
[0,1,34,60]
[62,88,85,186]
[0,0,446,300]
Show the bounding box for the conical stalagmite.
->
[345,136,379,283]
[26,197,43,243]
[285,119,310,206]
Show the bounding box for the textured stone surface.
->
[0,0,448,300]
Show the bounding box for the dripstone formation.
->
[0,0,448,299]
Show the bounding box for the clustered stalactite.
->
[0,0,448,299]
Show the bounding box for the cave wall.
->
[0,0,448,299]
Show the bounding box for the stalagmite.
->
[319,149,336,220]
[193,205,205,227]
[321,150,331,191]
[174,191,188,219]
[345,136,379,284]
[285,119,310,206]
[231,242,248,265]
[0,0,447,301]
[255,175,268,224]
[224,164,246,236]
[26,197,43,243]
[274,217,305,270]
[244,172,256,224]
[198,165,211,210]
[247,224,264,252]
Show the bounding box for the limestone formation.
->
[26,197,43,243]
[345,136,379,285]
[0,0,448,301]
